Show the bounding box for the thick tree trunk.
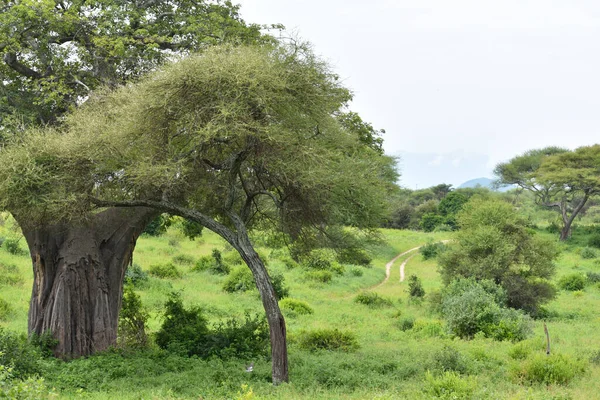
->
[17,207,156,359]
[235,234,288,385]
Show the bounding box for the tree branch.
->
[3,53,42,79]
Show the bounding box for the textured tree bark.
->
[17,207,156,359]
[235,233,288,385]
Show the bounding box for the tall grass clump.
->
[512,353,586,385]
[148,263,182,279]
[297,329,359,352]
[354,291,393,308]
[558,273,587,291]
[424,371,477,399]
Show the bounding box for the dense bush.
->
[0,329,43,379]
[279,298,314,315]
[222,266,255,293]
[155,292,209,356]
[407,275,426,299]
[349,267,363,277]
[438,198,559,315]
[354,291,393,308]
[302,249,344,274]
[148,263,182,279]
[586,271,600,283]
[155,293,268,359]
[589,233,600,249]
[0,298,12,321]
[397,316,415,331]
[2,238,25,256]
[441,279,531,341]
[222,266,289,299]
[424,371,477,400]
[118,285,149,349]
[580,247,597,259]
[420,213,445,232]
[194,249,231,275]
[171,254,195,266]
[297,329,359,352]
[305,270,333,283]
[0,364,49,400]
[513,353,586,385]
[430,345,469,374]
[420,241,447,260]
[558,273,587,291]
[124,263,149,287]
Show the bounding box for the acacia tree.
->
[0,0,269,358]
[0,44,396,384]
[495,146,600,240]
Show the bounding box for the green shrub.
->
[210,249,230,275]
[442,279,531,341]
[0,329,43,379]
[155,292,269,359]
[192,255,213,272]
[424,371,477,400]
[124,263,148,287]
[279,298,314,315]
[148,263,182,279]
[354,291,393,308]
[349,267,363,277]
[207,313,269,359]
[223,266,255,293]
[171,254,195,266]
[586,271,600,283]
[336,247,372,266]
[580,247,597,259]
[168,238,180,247]
[280,256,299,270]
[589,233,600,249]
[2,238,25,256]
[303,249,335,271]
[297,329,359,352]
[305,270,333,284]
[513,353,586,385]
[0,298,12,321]
[222,266,288,299]
[558,273,587,291]
[118,285,149,349]
[407,275,425,298]
[397,316,415,331]
[223,251,244,266]
[508,343,531,360]
[420,241,447,260]
[155,292,209,356]
[0,364,49,400]
[430,345,469,374]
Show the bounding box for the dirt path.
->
[399,254,416,282]
[373,246,422,289]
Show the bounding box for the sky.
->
[236,0,600,188]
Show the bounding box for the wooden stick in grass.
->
[544,323,550,355]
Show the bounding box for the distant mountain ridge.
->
[458,177,514,192]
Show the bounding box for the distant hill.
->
[458,177,514,192]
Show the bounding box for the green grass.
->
[3,218,600,399]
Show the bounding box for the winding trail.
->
[399,254,416,282]
[374,246,422,289]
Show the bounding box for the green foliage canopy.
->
[438,197,559,314]
[0,0,269,131]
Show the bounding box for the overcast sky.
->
[236,0,600,188]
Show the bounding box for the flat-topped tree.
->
[0,0,271,359]
[0,44,396,384]
[495,146,600,240]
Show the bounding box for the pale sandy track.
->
[399,254,416,282]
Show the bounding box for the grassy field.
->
[2,214,600,399]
